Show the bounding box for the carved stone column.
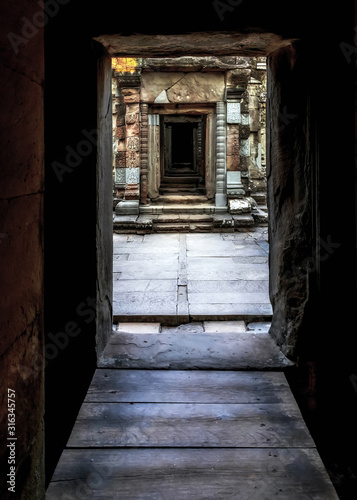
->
[114,73,141,215]
[140,103,148,204]
[148,114,160,200]
[123,87,140,202]
[215,101,227,207]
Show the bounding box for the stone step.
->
[251,192,267,205]
[153,195,210,204]
[160,187,206,194]
[161,176,202,184]
[140,204,216,214]
[252,208,269,224]
[152,214,213,223]
[154,222,214,232]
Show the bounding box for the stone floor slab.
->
[114,246,179,254]
[189,303,273,316]
[204,321,246,333]
[116,322,161,334]
[113,230,271,319]
[187,280,270,293]
[161,323,205,334]
[117,271,179,280]
[113,293,177,315]
[127,254,179,262]
[188,292,271,304]
[187,268,269,281]
[246,322,271,333]
[99,331,291,370]
[113,279,178,293]
[187,246,268,257]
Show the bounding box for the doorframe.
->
[149,104,216,201]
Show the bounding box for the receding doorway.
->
[161,115,206,196]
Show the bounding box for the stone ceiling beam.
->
[94,32,297,58]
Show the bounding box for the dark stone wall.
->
[267,17,356,368]
[43,7,98,486]
[267,21,357,497]
[267,42,316,359]
[0,2,45,498]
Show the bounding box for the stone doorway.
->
[161,115,206,197]
[112,56,268,220]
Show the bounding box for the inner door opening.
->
[162,115,206,196]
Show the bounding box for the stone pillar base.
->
[227,171,245,198]
[215,193,227,208]
[115,200,139,215]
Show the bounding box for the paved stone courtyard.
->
[113,227,272,322]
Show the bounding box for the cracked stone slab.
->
[99,331,293,370]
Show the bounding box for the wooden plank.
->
[67,402,314,448]
[99,331,293,370]
[85,370,295,404]
[46,448,339,500]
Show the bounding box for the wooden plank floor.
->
[47,368,339,499]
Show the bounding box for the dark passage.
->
[171,122,195,171]
[161,117,205,196]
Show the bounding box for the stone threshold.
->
[112,314,273,326]
[113,210,267,233]
[100,321,292,370]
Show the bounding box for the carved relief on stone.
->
[140,173,148,204]
[126,151,140,168]
[126,167,140,184]
[240,138,251,157]
[241,114,250,126]
[115,151,126,168]
[140,104,149,204]
[115,167,126,184]
[227,102,241,124]
[126,112,137,124]
[232,137,239,157]
[127,136,140,151]
[116,126,125,140]
[124,184,140,200]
